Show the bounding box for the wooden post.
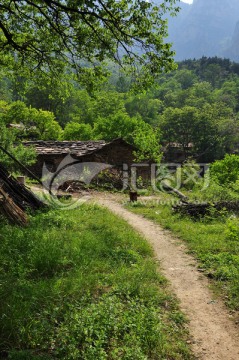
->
[129,191,138,202]
[17,176,25,185]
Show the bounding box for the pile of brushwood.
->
[173,200,239,218]
[59,168,124,192]
[0,163,46,226]
[162,182,239,218]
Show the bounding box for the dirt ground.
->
[94,193,239,360]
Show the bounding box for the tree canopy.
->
[1,56,239,166]
[0,0,179,90]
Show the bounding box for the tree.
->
[184,82,214,108]
[160,106,197,159]
[210,154,239,186]
[125,94,163,125]
[92,91,126,119]
[63,122,93,141]
[93,111,139,142]
[160,103,238,162]
[93,112,161,161]
[25,75,73,119]
[0,117,36,169]
[61,89,96,126]
[0,72,12,102]
[1,101,63,140]
[0,0,179,91]
[174,69,198,90]
[29,109,63,140]
[133,123,161,162]
[3,101,31,124]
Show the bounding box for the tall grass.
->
[0,204,193,359]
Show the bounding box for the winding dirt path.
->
[94,194,239,360]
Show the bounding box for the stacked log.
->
[0,163,46,225]
[0,163,45,211]
[0,186,28,226]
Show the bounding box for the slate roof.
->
[23,138,133,157]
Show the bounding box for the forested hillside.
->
[168,0,239,61]
[1,57,239,164]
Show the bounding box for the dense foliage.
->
[210,154,239,186]
[1,56,239,164]
[0,0,179,91]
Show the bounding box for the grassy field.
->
[0,203,193,360]
[126,194,239,311]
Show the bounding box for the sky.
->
[181,0,193,4]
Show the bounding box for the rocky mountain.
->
[166,0,239,61]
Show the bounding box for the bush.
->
[225,217,239,241]
[180,159,201,190]
[210,154,239,186]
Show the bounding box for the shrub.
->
[180,159,201,190]
[210,154,239,186]
[225,218,239,241]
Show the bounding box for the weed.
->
[0,204,193,359]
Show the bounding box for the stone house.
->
[23,138,136,176]
[23,138,152,189]
[162,142,194,163]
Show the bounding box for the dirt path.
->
[94,194,239,360]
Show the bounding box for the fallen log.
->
[159,180,239,218]
[161,181,188,203]
[173,201,239,218]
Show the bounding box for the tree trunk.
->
[173,201,239,218]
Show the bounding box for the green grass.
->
[0,204,193,360]
[126,196,239,310]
